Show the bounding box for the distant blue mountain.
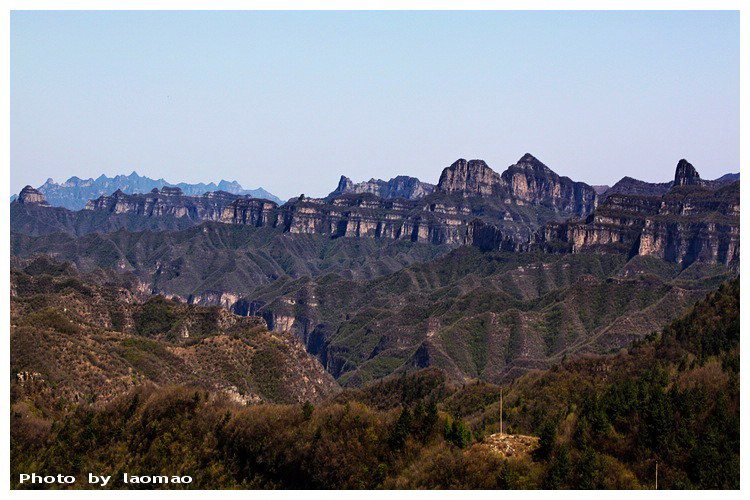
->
[25,172,283,210]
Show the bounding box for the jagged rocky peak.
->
[16,186,49,206]
[502,154,599,216]
[673,159,702,186]
[514,153,554,172]
[328,174,435,200]
[335,175,354,193]
[437,158,503,196]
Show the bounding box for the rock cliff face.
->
[84,187,246,222]
[15,186,50,206]
[12,155,739,271]
[501,154,598,216]
[437,154,598,216]
[269,193,530,247]
[70,184,539,249]
[438,159,504,197]
[673,159,702,186]
[542,161,739,269]
[328,175,435,200]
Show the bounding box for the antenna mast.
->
[500,388,503,435]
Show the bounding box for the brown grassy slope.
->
[11,257,338,409]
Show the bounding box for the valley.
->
[9,153,740,489]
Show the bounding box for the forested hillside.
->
[11,278,739,489]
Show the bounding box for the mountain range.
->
[10,153,739,388]
[9,151,740,489]
[11,171,284,210]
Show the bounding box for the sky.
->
[11,10,739,200]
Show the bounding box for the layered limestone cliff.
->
[542,161,739,269]
[437,159,504,197]
[84,187,246,221]
[328,175,435,200]
[437,154,598,216]
[14,186,50,206]
[18,155,736,270]
[501,154,598,216]
[78,185,535,248]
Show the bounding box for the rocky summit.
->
[438,154,599,216]
[673,158,703,186]
[14,186,49,206]
[602,162,738,199]
[437,159,504,197]
[12,155,739,270]
[328,175,435,200]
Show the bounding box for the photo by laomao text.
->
[18,473,194,487]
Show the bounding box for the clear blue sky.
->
[11,10,739,200]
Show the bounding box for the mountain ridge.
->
[22,171,284,209]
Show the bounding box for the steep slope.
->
[239,247,732,386]
[11,277,739,489]
[437,154,599,216]
[542,168,740,269]
[11,222,451,303]
[11,257,338,406]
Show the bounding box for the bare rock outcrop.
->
[542,160,739,269]
[328,175,435,200]
[15,186,50,206]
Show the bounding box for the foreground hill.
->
[11,277,738,489]
[11,257,337,407]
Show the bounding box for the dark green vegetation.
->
[11,278,739,489]
[11,201,199,237]
[246,246,732,386]
[11,222,450,296]
[12,223,733,388]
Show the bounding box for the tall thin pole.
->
[655,460,658,490]
[500,388,503,435]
